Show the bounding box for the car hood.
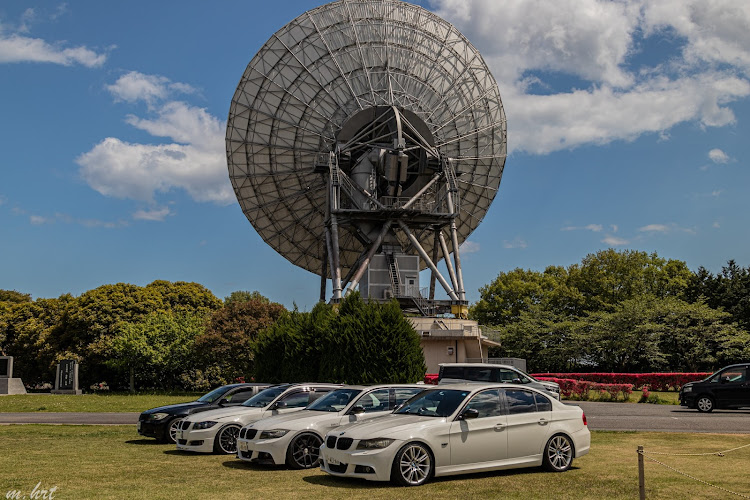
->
[329,414,444,441]
[185,406,264,423]
[142,401,204,415]
[247,409,340,431]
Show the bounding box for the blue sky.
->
[1,0,749,310]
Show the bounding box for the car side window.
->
[394,388,422,408]
[359,389,391,412]
[505,389,537,414]
[463,389,502,418]
[279,391,310,408]
[465,367,494,382]
[721,368,746,383]
[534,393,552,412]
[226,389,256,403]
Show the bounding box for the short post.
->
[638,445,646,500]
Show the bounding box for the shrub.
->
[535,377,633,401]
[530,372,710,391]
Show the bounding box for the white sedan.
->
[320,383,590,486]
[175,383,339,454]
[236,384,423,469]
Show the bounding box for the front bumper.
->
[319,440,401,482]
[175,424,217,453]
[137,419,168,439]
[679,392,695,407]
[236,434,291,465]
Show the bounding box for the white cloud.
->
[77,74,233,205]
[133,206,172,221]
[708,148,731,164]
[503,237,528,249]
[30,215,49,225]
[432,0,750,155]
[610,224,619,233]
[602,235,629,246]
[639,224,670,233]
[106,71,196,105]
[713,221,721,228]
[639,223,696,234]
[562,224,603,232]
[0,33,106,67]
[459,240,481,254]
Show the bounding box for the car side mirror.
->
[720,377,729,384]
[271,401,287,410]
[349,405,365,415]
[218,398,230,406]
[460,408,479,420]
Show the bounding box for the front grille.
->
[178,439,187,445]
[180,420,191,430]
[239,428,246,439]
[336,438,353,450]
[246,429,257,440]
[240,450,252,459]
[326,436,337,449]
[328,462,348,474]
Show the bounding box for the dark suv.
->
[679,364,750,412]
[138,383,269,443]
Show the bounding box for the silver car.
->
[438,363,561,399]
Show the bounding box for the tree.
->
[99,311,205,391]
[254,293,426,384]
[687,260,750,331]
[224,290,270,306]
[196,296,286,382]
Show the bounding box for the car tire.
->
[214,424,241,454]
[391,442,434,486]
[163,417,184,444]
[542,434,574,472]
[696,395,714,413]
[286,432,323,469]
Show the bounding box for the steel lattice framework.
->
[227,0,506,303]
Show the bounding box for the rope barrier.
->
[639,451,750,499]
[640,442,750,457]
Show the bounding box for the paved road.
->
[566,401,750,433]
[0,405,748,433]
[0,412,139,425]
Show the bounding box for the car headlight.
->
[193,421,218,430]
[259,429,289,439]
[356,438,394,450]
[149,413,170,421]
[683,386,692,393]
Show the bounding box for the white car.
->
[320,383,590,486]
[176,383,340,454]
[236,384,424,469]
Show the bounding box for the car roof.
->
[419,382,542,393]
[439,363,519,370]
[330,384,425,391]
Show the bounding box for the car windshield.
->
[394,389,470,417]
[242,386,287,407]
[197,386,231,403]
[306,389,362,412]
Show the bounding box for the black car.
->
[138,383,269,443]
[680,363,750,412]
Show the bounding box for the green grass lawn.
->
[0,390,681,413]
[0,393,201,413]
[0,426,747,499]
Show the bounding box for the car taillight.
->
[582,412,587,426]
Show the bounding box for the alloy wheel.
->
[288,433,323,469]
[697,396,714,412]
[395,443,432,486]
[167,418,183,444]
[217,425,240,454]
[544,435,573,472]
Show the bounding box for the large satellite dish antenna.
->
[227,0,506,316]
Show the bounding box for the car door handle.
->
[494,423,506,431]
[538,418,549,426]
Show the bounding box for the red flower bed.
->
[530,372,710,391]
[534,377,633,401]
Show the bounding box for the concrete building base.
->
[0,378,27,395]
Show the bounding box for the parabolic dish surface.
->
[227,0,507,276]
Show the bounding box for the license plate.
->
[238,441,248,452]
[136,422,141,431]
[326,455,340,466]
